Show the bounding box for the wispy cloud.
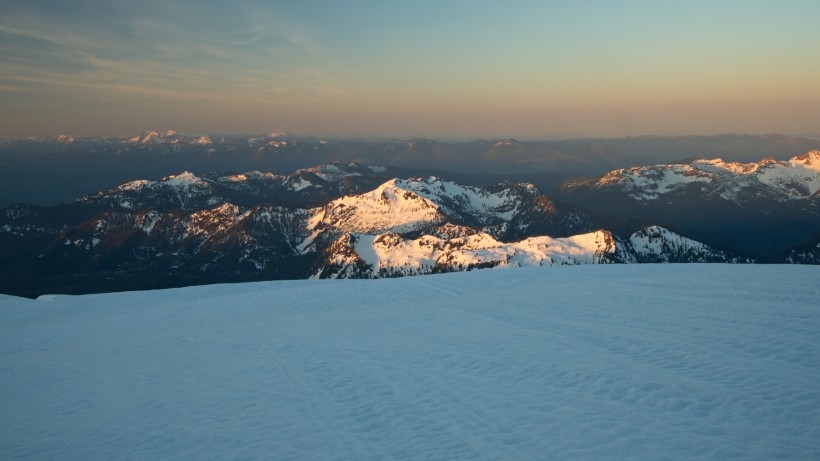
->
[0,2,345,107]
[0,82,23,92]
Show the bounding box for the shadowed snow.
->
[1,265,819,460]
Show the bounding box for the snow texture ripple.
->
[1,265,819,460]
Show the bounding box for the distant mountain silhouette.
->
[1,132,817,208]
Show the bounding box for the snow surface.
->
[1,265,819,460]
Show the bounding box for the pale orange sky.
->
[2,1,820,139]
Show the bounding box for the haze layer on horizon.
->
[2,1,819,140]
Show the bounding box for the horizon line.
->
[4,131,820,143]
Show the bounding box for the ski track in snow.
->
[1,265,819,460]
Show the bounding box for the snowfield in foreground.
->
[1,265,819,460]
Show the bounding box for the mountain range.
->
[7,148,820,297]
[2,131,818,208]
[559,151,820,256]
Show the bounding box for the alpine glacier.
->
[1,265,819,460]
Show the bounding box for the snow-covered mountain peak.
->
[388,176,543,224]
[691,158,765,175]
[55,134,78,143]
[131,131,164,144]
[162,171,207,188]
[124,130,210,146]
[310,179,444,234]
[589,153,820,202]
[341,228,618,278]
[328,224,737,280]
[296,162,366,183]
[494,139,520,147]
[84,171,219,210]
[629,225,720,262]
[113,172,208,193]
[596,164,710,200]
[118,179,152,192]
[220,171,277,182]
[790,150,820,172]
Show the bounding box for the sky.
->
[1,0,820,140]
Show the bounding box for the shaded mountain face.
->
[559,151,820,256]
[0,163,741,297]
